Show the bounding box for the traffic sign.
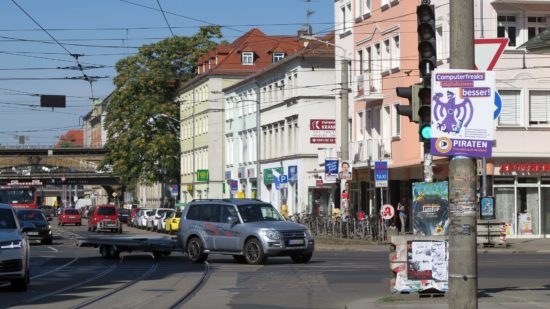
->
[374,161,388,188]
[279,175,288,184]
[494,91,502,120]
[474,38,508,71]
[381,204,395,220]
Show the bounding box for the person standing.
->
[397,198,408,235]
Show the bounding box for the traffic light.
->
[417,86,432,142]
[417,2,437,82]
[395,84,421,123]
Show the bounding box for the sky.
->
[0,0,334,146]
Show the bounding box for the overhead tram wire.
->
[10,0,102,100]
[156,0,174,36]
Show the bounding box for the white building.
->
[223,36,337,216]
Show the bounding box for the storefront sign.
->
[309,119,336,144]
[288,165,298,183]
[480,197,495,220]
[430,69,495,158]
[381,204,395,220]
[499,163,550,174]
[412,181,449,236]
[197,170,209,182]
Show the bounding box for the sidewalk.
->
[315,236,550,253]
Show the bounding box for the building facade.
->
[176,29,302,202]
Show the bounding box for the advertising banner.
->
[338,160,352,180]
[325,160,339,182]
[480,196,495,220]
[407,240,448,281]
[288,165,298,182]
[309,119,336,144]
[430,69,495,158]
[412,181,449,236]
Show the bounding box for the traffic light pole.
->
[448,1,478,308]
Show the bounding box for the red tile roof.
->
[55,129,84,148]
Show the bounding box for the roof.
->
[519,28,550,51]
[55,129,84,148]
[189,198,270,206]
[178,28,303,91]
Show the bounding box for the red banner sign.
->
[499,163,550,173]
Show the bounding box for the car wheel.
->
[100,245,112,259]
[290,252,313,264]
[87,225,91,232]
[232,255,247,264]
[187,237,208,263]
[244,238,267,265]
[58,222,61,226]
[11,268,29,292]
[118,227,123,234]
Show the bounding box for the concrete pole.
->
[340,59,349,162]
[449,1,478,308]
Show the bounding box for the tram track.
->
[167,261,210,309]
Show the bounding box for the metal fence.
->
[289,213,387,241]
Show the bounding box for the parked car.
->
[118,208,130,224]
[177,199,314,265]
[15,209,53,245]
[146,208,172,231]
[58,208,82,226]
[88,205,122,233]
[165,211,181,234]
[38,205,55,218]
[133,209,152,229]
[156,210,174,232]
[0,204,31,291]
[128,207,141,227]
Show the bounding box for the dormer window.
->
[273,52,285,63]
[242,51,254,65]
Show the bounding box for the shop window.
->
[518,177,538,184]
[494,177,514,185]
[495,187,515,235]
[517,187,540,235]
[541,177,550,185]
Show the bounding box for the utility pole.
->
[340,59,349,162]
[448,1,477,308]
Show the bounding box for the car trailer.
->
[78,236,178,259]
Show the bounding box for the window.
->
[340,6,347,33]
[436,26,444,62]
[365,46,372,72]
[497,15,517,47]
[354,0,362,19]
[528,16,547,41]
[358,112,364,135]
[356,49,363,73]
[242,51,254,65]
[273,52,285,63]
[374,43,381,71]
[529,91,550,125]
[498,90,521,126]
[392,103,401,137]
[383,39,390,71]
[391,35,400,69]
[364,0,371,15]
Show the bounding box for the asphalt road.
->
[1,218,550,309]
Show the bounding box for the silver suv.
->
[177,199,314,264]
[0,204,31,291]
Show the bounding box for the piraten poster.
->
[430,69,495,158]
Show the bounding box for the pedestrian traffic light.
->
[418,86,432,142]
[417,2,437,81]
[395,84,421,123]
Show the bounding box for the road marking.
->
[48,246,58,252]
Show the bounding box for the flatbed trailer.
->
[78,235,178,259]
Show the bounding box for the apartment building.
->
[223,35,336,215]
[176,28,302,201]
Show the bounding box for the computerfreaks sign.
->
[309,119,336,144]
[430,69,495,158]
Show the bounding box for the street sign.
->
[288,166,297,182]
[381,204,395,220]
[474,38,508,71]
[309,119,336,144]
[374,161,388,188]
[230,180,238,193]
[494,91,502,119]
[430,69,495,158]
[279,175,288,184]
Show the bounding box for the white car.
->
[134,209,153,229]
[156,210,174,232]
[146,208,172,231]
[0,204,31,291]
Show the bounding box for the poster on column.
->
[430,69,495,158]
[412,181,449,236]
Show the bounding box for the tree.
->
[102,26,222,185]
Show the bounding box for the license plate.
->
[69,216,76,219]
[288,239,304,245]
[28,232,39,236]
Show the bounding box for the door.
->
[214,205,241,251]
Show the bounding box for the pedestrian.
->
[397,198,408,235]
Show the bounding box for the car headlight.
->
[304,229,312,237]
[0,240,22,249]
[262,230,281,240]
[48,224,52,230]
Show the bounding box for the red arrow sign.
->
[474,38,508,71]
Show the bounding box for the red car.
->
[58,208,82,226]
[88,204,122,233]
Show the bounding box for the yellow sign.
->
[237,191,245,199]
[186,184,193,191]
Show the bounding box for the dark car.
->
[118,208,130,224]
[38,205,55,218]
[15,209,53,245]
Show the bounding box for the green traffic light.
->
[420,124,432,140]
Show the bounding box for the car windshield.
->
[65,209,79,215]
[0,188,34,204]
[158,210,169,216]
[16,210,46,221]
[175,212,182,218]
[98,207,116,216]
[237,204,284,223]
[0,209,17,229]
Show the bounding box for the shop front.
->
[492,161,550,238]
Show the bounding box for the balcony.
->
[355,73,384,102]
[350,138,392,166]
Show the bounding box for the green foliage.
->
[102,26,221,185]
